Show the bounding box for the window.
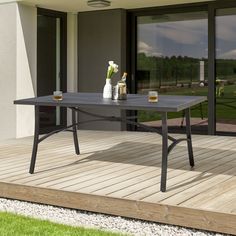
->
[136,11,208,133]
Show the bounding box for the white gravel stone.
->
[0,198,229,236]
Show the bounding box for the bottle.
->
[121,72,127,82]
[118,72,127,100]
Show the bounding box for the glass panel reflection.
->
[216,8,236,134]
[37,15,63,132]
[136,12,208,134]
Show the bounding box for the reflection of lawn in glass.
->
[216,84,236,123]
[138,85,236,123]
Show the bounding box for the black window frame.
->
[127,0,236,135]
[37,8,67,134]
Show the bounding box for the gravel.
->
[0,198,229,236]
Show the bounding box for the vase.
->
[103,79,112,99]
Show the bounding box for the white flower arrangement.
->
[106,61,118,79]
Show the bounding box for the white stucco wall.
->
[0,3,78,140]
[67,13,78,125]
[0,3,17,140]
[0,2,36,141]
[16,3,36,138]
[18,3,37,92]
[67,13,78,93]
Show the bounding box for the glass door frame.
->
[128,0,236,135]
[209,1,236,136]
[37,8,67,134]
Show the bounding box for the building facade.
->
[1,0,236,141]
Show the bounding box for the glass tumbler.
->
[148,91,158,103]
[53,91,63,101]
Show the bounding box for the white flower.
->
[106,61,119,79]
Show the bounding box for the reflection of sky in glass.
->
[216,13,236,59]
[138,13,208,59]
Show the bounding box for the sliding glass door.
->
[216,8,236,134]
[37,8,67,134]
[136,11,208,134]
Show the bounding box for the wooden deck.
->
[0,130,236,235]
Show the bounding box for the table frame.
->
[30,105,194,192]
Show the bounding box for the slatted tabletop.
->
[14,92,207,112]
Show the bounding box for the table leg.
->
[121,109,127,131]
[29,106,39,174]
[160,112,168,192]
[185,108,194,167]
[72,109,80,155]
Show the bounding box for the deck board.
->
[0,130,236,235]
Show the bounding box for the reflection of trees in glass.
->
[216,59,236,81]
[137,53,236,90]
[136,53,236,123]
[137,53,208,91]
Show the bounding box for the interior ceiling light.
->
[87,0,111,8]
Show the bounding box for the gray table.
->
[14,92,207,192]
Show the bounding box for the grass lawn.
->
[0,211,125,236]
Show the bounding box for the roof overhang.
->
[1,0,215,12]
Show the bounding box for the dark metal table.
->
[14,92,207,192]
